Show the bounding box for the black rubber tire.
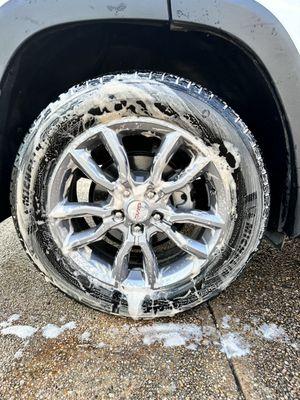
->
[10,72,270,319]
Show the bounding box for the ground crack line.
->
[206,301,246,400]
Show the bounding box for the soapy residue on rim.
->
[124,287,182,320]
[14,73,261,320]
[124,290,149,321]
[223,140,241,170]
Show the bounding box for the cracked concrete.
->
[0,217,299,399]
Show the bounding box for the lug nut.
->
[133,224,142,234]
[146,191,156,199]
[153,213,162,221]
[114,211,124,221]
[123,190,130,198]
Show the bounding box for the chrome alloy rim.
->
[47,117,235,291]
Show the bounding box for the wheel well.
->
[0,20,292,233]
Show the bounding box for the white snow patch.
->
[220,332,251,358]
[42,321,76,339]
[1,325,37,339]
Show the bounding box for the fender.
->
[170,0,300,237]
[257,0,300,54]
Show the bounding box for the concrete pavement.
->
[0,217,299,400]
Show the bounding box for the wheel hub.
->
[126,200,151,223]
[47,117,233,291]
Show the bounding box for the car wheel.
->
[11,72,270,319]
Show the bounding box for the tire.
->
[11,72,270,319]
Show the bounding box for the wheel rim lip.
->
[46,116,235,292]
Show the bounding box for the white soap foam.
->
[1,325,37,339]
[220,332,251,358]
[14,349,24,359]
[42,321,76,339]
[221,315,231,329]
[79,330,91,342]
[0,314,21,328]
[256,323,287,341]
[95,342,106,349]
[137,323,205,348]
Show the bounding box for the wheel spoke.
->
[161,155,210,194]
[63,216,120,251]
[150,132,182,186]
[47,117,232,294]
[152,220,208,259]
[161,207,224,230]
[139,235,159,288]
[49,202,112,220]
[70,148,115,192]
[112,232,134,284]
[99,128,131,183]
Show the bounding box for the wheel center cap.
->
[126,200,150,223]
